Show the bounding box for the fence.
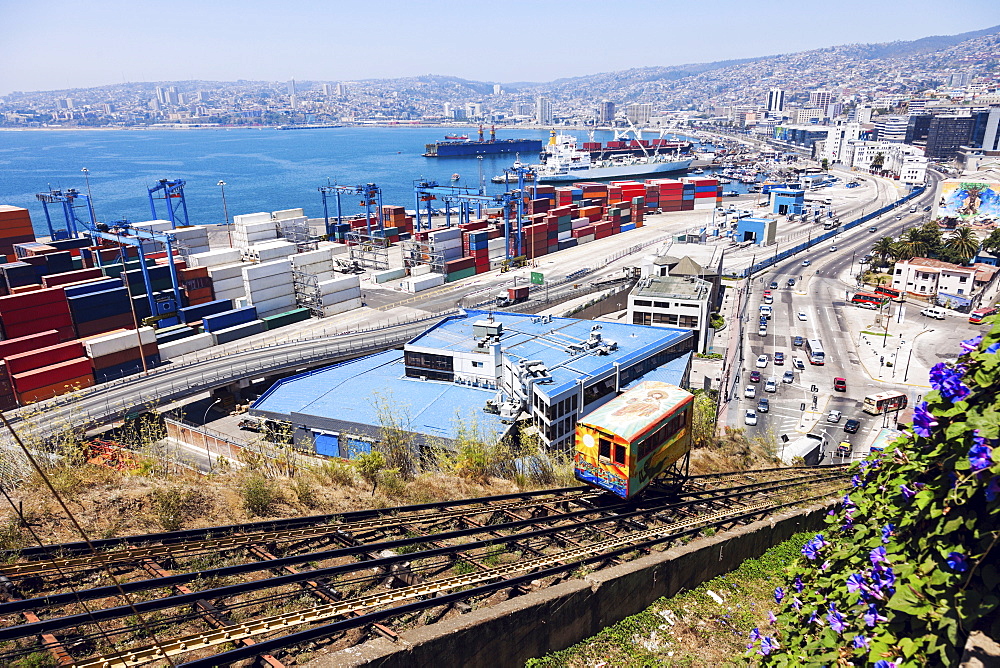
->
[164,417,247,470]
[723,186,925,279]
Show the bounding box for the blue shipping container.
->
[64,278,122,298]
[178,299,234,324]
[202,306,258,334]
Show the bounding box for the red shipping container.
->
[12,357,93,393]
[2,300,71,325]
[75,313,136,339]
[6,341,86,376]
[18,373,95,405]
[0,286,66,314]
[91,343,159,371]
[41,268,104,288]
[4,313,74,340]
[0,331,62,360]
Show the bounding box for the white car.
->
[827,410,842,423]
[920,307,946,320]
[758,325,768,336]
[830,246,838,252]
[755,354,769,368]
[760,305,772,318]
[856,302,877,310]
[797,311,807,321]
[764,378,777,393]
[744,409,758,426]
[802,260,811,266]
[745,385,757,399]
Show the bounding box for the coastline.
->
[0,123,690,133]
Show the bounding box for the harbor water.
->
[0,126,709,237]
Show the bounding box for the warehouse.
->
[251,309,695,457]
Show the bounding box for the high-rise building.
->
[948,72,972,87]
[980,108,1000,152]
[515,102,534,117]
[904,114,933,144]
[598,99,616,124]
[924,115,975,159]
[853,105,874,124]
[322,83,333,96]
[493,84,503,96]
[535,96,553,124]
[443,102,452,117]
[288,79,297,109]
[626,103,653,126]
[466,102,483,119]
[766,88,785,113]
[335,82,348,97]
[874,115,908,142]
[808,89,833,111]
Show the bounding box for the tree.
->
[945,226,980,264]
[870,152,885,173]
[898,227,930,260]
[871,236,896,268]
[754,326,1000,666]
[821,158,829,172]
[691,392,718,449]
[982,228,1000,255]
[356,451,386,496]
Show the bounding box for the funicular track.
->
[0,467,847,667]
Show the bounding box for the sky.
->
[1,0,999,95]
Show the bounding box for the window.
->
[919,286,926,292]
[679,315,698,328]
[895,269,902,274]
[959,277,967,283]
[613,444,627,466]
[634,299,652,307]
[654,301,670,308]
[599,438,611,461]
[471,361,483,368]
[633,311,652,326]
[958,289,964,295]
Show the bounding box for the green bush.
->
[317,460,356,487]
[239,473,278,516]
[755,324,1000,665]
[150,488,196,532]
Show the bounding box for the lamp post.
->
[81,167,96,224]
[217,181,232,247]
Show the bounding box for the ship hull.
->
[424,138,543,157]
[536,158,694,183]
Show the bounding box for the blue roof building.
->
[251,309,694,456]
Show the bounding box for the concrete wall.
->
[310,501,832,668]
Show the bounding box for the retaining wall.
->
[310,500,833,668]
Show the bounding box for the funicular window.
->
[614,444,627,466]
[598,437,612,461]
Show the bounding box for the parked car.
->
[834,377,847,392]
[793,335,804,346]
[797,311,808,321]
[760,305,772,319]
[827,410,842,423]
[856,302,878,310]
[844,419,861,434]
[756,354,769,368]
[787,278,795,288]
[765,378,778,393]
[793,359,805,370]
[758,325,768,336]
[757,397,770,413]
[920,307,946,320]
[774,351,785,365]
[745,385,757,399]
[782,370,795,383]
[744,409,758,426]
[749,370,761,382]
[762,289,772,299]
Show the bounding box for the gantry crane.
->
[34,188,96,239]
[147,179,190,228]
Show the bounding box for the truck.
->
[496,285,530,307]
[822,219,841,230]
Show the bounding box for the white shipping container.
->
[406,273,445,293]
[212,276,245,291]
[251,294,297,318]
[321,297,362,317]
[320,286,362,306]
[85,326,157,359]
[247,284,295,304]
[571,218,591,230]
[210,320,266,345]
[373,267,407,284]
[576,234,595,244]
[158,332,214,360]
[441,247,464,260]
[242,259,291,282]
[290,248,333,267]
[432,237,462,251]
[132,220,174,232]
[487,238,506,249]
[410,264,432,276]
[318,274,360,294]
[249,241,297,262]
[207,262,246,281]
[272,208,305,220]
[233,212,272,226]
[328,243,350,256]
[557,230,572,241]
[427,228,461,242]
[214,286,247,302]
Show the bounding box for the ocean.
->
[0,126,709,236]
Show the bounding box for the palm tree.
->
[870,152,885,174]
[872,236,896,268]
[892,240,914,262]
[898,228,929,259]
[945,226,981,263]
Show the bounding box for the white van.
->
[920,307,946,320]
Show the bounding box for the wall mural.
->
[939,181,1000,222]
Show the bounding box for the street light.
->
[81,167,96,224]
[217,180,232,247]
[203,398,222,425]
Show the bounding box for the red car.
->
[834,377,847,392]
[750,370,761,382]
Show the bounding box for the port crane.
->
[147,179,190,228]
[318,183,383,237]
[34,188,96,239]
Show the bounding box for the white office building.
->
[535,96,553,124]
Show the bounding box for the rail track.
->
[0,466,847,667]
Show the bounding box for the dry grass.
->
[690,426,780,474]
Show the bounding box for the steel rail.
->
[0,471,847,639]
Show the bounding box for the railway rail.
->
[0,466,847,667]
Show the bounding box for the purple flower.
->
[846,573,865,593]
[986,342,1000,354]
[986,477,1000,502]
[802,539,821,560]
[961,334,983,352]
[946,552,969,573]
[853,634,870,650]
[900,483,916,500]
[793,575,804,593]
[870,546,889,565]
[969,439,994,473]
[881,523,895,543]
[792,597,802,610]
[820,560,832,571]
[874,661,899,668]
[929,363,970,402]
[872,565,896,589]
[749,627,761,641]
[759,636,779,656]
[774,587,785,604]
[852,474,864,488]
[828,609,846,634]
[912,402,938,437]
[768,610,777,625]
[808,610,819,625]
[864,603,887,627]
[842,515,855,531]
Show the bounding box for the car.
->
[764,378,778,393]
[757,397,770,413]
[827,410,842,423]
[797,311,807,321]
[782,369,795,383]
[787,278,795,288]
[764,295,773,304]
[830,245,838,252]
[920,307,946,320]
[834,377,847,392]
[749,370,761,382]
[844,419,861,434]
[762,289,772,298]
[793,335,804,346]
[859,256,870,264]
[856,302,878,310]
[895,215,902,220]
[769,281,779,289]
[760,316,768,327]
[744,409,758,426]
[836,442,852,458]
[756,354,769,368]
[745,385,757,399]
[793,358,805,370]
[923,205,931,212]
[774,351,785,365]
[868,226,878,233]
[758,325,768,336]
[760,305,772,318]
[802,259,811,266]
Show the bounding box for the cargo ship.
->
[277,124,343,130]
[524,132,693,183]
[444,134,468,140]
[423,125,543,158]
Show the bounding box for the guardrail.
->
[722,185,926,279]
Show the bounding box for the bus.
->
[874,286,903,302]
[805,339,825,365]
[863,391,908,415]
[969,307,997,325]
[852,291,887,307]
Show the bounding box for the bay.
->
[0,126,703,236]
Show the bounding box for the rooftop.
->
[634,275,711,301]
[905,257,977,273]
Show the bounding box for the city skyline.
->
[2,0,999,96]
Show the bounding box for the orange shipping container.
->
[17,373,95,405]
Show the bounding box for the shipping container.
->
[11,357,94,393]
